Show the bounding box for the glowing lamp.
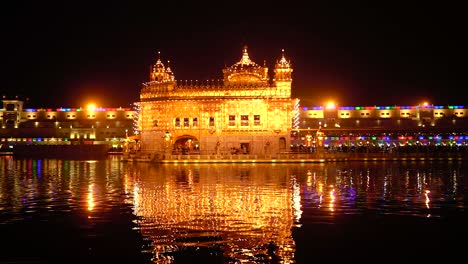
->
[325,101,336,110]
[87,103,97,112]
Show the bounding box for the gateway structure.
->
[138,46,297,157]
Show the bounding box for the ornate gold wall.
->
[139,46,297,156]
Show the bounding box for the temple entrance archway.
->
[173,135,199,154]
[279,137,287,153]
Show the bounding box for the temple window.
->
[228,115,236,126]
[175,118,180,127]
[193,118,198,127]
[153,120,158,127]
[209,117,215,127]
[241,115,249,126]
[184,118,189,127]
[254,115,260,125]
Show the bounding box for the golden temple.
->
[138,46,298,158]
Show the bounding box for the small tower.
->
[273,49,293,97]
[149,52,176,91]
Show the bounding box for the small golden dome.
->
[223,46,268,85]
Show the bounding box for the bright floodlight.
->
[325,101,336,110]
[87,103,97,111]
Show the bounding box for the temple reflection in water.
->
[121,161,461,263]
[124,164,300,263]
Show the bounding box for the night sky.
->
[1,2,462,108]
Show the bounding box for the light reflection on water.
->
[126,164,299,263]
[123,161,467,263]
[0,156,467,263]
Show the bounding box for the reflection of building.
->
[0,95,134,153]
[138,46,296,157]
[126,164,299,263]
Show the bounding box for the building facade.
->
[293,103,468,152]
[0,95,134,152]
[138,46,296,157]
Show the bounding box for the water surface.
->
[1,156,467,263]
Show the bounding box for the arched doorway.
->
[279,137,287,153]
[173,135,199,154]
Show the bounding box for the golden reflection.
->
[366,170,370,192]
[425,190,430,209]
[127,164,296,263]
[452,170,458,196]
[318,183,324,207]
[306,170,313,187]
[329,185,336,211]
[292,175,303,225]
[87,183,95,211]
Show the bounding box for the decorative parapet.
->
[140,83,291,101]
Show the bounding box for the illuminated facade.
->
[0,96,134,152]
[300,104,467,129]
[139,46,296,157]
[295,103,468,150]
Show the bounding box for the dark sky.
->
[1,1,462,108]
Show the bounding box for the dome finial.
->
[276,48,290,68]
[240,45,252,65]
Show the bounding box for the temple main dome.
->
[222,46,269,86]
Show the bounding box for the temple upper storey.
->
[140,46,293,101]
